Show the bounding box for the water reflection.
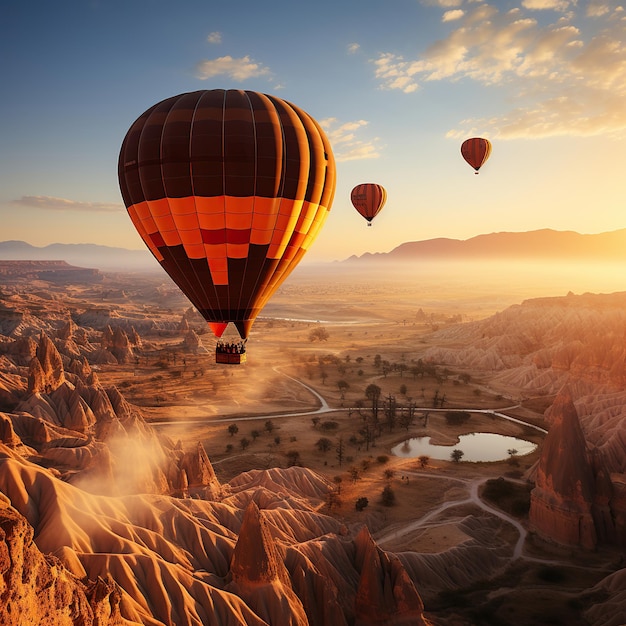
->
[391,432,537,462]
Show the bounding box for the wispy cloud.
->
[206,31,222,44]
[442,9,464,22]
[319,118,382,161]
[13,196,124,212]
[374,2,626,138]
[196,55,270,81]
[521,0,574,10]
[347,42,360,54]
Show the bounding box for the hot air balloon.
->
[350,183,387,226]
[118,89,336,363]
[461,138,492,174]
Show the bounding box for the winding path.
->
[152,367,551,564]
[375,473,528,560]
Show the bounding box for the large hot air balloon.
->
[350,183,387,226]
[118,90,336,362]
[461,138,492,174]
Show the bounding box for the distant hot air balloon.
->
[350,183,387,226]
[461,138,492,174]
[118,89,336,362]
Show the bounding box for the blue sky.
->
[1,0,625,261]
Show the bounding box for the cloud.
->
[13,196,123,213]
[373,2,626,138]
[196,55,270,81]
[319,118,382,161]
[347,42,360,54]
[422,0,464,7]
[522,0,573,10]
[372,53,421,93]
[206,31,222,44]
[442,9,465,21]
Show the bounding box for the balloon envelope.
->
[461,138,492,173]
[350,183,387,225]
[118,89,336,339]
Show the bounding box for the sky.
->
[1,0,625,262]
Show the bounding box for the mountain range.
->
[345,228,626,262]
[2,228,626,272]
[0,240,157,271]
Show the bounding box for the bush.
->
[381,485,395,506]
[355,497,369,511]
[445,411,471,426]
[376,455,389,464]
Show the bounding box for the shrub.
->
[355,497,369,511]
[381,485,396,506]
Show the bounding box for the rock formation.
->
[28,332,65,394]
[354,526,431,625]
[529,387,597,549]
[0,501,125,626]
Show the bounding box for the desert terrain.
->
[0,258,625,625]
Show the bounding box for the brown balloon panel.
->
[350,184,387,223]
[460,138,492,173]
[119,89,336,341]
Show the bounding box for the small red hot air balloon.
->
[118,89,336,363]
[350,183,387,226]
[461,138,492,174]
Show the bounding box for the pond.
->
[391,432,537,463]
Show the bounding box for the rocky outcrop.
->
[100,326,134,364]
[28,333,66,394]
[178,442,222,498]
[228,500,310,626]
[0,502,125,626]
[354,526,431,626]
[529,387,597,549]
[182,329,206,352]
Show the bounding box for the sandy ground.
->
[51,263,625,624]
[96,266,550,550]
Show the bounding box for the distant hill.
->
[0,241,158,272]
[346,228,626,262]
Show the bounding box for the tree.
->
[250,429,261,441]
[316,437,333,453]
[418,455,430,468]
[336,436,345,467]
[355,497,369,512]
[381,485,396,506]
[240,437,251,450]
[349,466,361,483]
[365,384,382,421]
[286,450,301,466]
[308,326,329,342]
[264,420,275,434]
[451,449,464,463]
[337,380,350,393]
[228,423,239,437]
